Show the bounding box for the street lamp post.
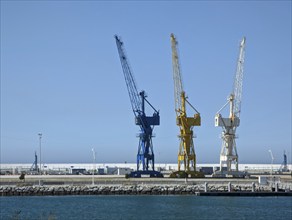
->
[268,149,274,178]
[92,148,96,185]
[38,133,42,175]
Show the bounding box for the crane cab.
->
[135,114,160,126]
[215,114,240,127]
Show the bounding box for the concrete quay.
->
[0,174,260,185]
[1,175,291,196]
[1,184,291,197]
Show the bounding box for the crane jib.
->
[115,35,142,114]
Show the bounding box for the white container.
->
[258,176,267,185]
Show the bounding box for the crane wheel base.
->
[169,171,205,178]
[126,171,164,178]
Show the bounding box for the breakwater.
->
[1,183,291,196]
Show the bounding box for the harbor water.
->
[0,195,291,219]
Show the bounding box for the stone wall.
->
[1,183,291,196]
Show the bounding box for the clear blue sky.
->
[1,1,291,164]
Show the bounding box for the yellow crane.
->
[170,33,203,178]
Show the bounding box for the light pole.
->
[268,149,274,178]
[92,148,96,185]
[38,133,42,175]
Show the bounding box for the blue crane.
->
[115,35,163,178]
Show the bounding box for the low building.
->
[117,168,132,175]
[104,167,132,175]
[200,167,214,175]
[97,168,105,175]
[71,168,87,175]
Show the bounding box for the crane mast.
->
[214,37,246,177]
[115,35,162,178]
[170,33,202,178]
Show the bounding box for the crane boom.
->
[170,33,184,114]
[232,37,246,117]
[115,35,142,116]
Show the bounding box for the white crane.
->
[215,37,246,176]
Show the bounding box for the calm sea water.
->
[0,195,291,220]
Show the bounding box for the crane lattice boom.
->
[232,37,246,118]
[115,35,142,116]
[171,33,184,114]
